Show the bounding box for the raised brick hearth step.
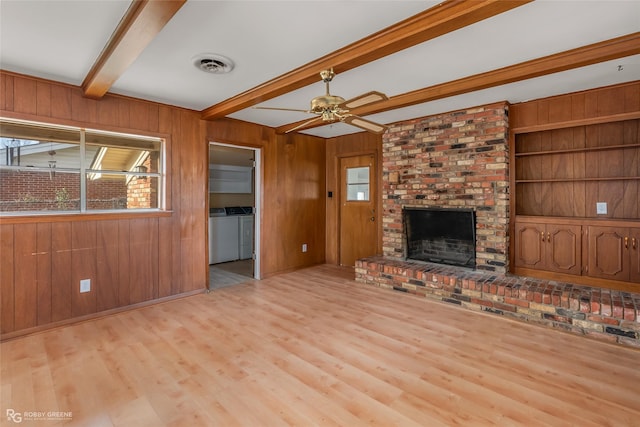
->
[355,256,640,349]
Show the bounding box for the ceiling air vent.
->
[193,54,234,74]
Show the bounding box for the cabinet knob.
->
[547,232,551,242]
[633,238,637,250]
[624,236,628,249]
[541,231,545,242]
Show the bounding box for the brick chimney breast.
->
[382,102,509,273]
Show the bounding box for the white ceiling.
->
[1,1,639,138]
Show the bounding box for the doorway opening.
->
[208,142,261,289]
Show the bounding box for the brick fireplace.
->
[355,101,640,348]
[381,101,509,271]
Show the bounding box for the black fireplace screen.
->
[403,207,476,268]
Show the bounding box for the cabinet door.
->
[514,222,545,269]
[629,228,640,284]
[546,224,581,275]
[588,226,628,281]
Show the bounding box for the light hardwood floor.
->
[1,265,639,426]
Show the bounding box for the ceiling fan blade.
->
[253,106,311,113]
[342,115,388,134]
[339,91,388,110]
[284,116,323,133]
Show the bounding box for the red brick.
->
[623,303,637,321]
[533,291,543,304]
[580,300,591,313]
[494,302,516,313]
[505,297,529,308]
[612,304,624,319]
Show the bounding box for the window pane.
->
[1,120,81,169]
[0,119,164,214]
[86,174,159,210]
[85,131,161,173]
[0,169,80,212]
[346,166,370,201]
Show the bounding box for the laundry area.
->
[208,143,258,289]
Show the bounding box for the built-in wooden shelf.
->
[514,143,640,157]
[516,176,640,183]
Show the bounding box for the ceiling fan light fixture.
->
[192,53,234,74]
[310,94,345,113]
[259,69,389,134]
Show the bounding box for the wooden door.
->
[588,226,628,281]
[339,154,377,267]
[545,224,581,275]
[514,222,545,269]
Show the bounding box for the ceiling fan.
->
[255,69,389,134]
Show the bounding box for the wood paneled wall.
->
[0,71,206,339]
[205,119,327,277]
[0,218,165,333]
[1,72,332,338]
[510,81,640,130]
[325,132,382,265]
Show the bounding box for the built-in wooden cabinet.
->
[510,81,640,291]
[512,119,640,288]
[514,219,639,289]
[514,222,581,275]
[588,226,640,282]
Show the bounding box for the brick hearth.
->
[356,256,640,348]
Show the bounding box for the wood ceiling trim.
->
[277,32,640,134]
[82,0,186,100]
[200,0,532,121]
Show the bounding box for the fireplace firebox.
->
[403,207,476,268]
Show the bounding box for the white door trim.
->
[209,141,261,280]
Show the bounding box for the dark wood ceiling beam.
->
[82,0,186,100]
[277,32,640,134]
[200,0,532,120]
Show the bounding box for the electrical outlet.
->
[80,279,91,293]
[596,202,607,215]
[302,243,308,253]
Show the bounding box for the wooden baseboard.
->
[260,262,327,280]
[0,288,205,342]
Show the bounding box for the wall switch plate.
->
[80,279,91,293]
[596,202,607,215]
[302,243,308,252]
